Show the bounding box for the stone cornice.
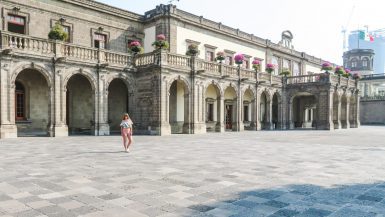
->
[61,0,143,21]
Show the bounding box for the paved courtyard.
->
[1,126,385,217]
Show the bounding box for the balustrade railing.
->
[199,60,220,75]
[104,50,131,66]
[135,53,156,66]
[223,65,238,77]
[167,53,191,68]
[62,43,98,62]
[258,72,271,82]
[240,68,255,80]
[286,74,323,84]
[272,75,282,84]
[1,31,54,55]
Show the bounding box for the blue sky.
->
[96,0,384,65]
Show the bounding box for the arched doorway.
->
[224,86,237,131]
[292,93,317,129]
[169,80,189,134]
[260,91,268,129]
[66,74,95,135]
[205,84,221,132]
[243,89,255,130]
[15,69,50,136]
[108,79,129,134]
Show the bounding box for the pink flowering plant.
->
[252,59,261,72]
[321,62,333,72]
[343,68,351,78]
[353,73,361,80]
[129,41,143,54]
[334,66,346,76]
[234,54,244,65]
[266,63,275,74]
[152,34,169,50]
[215,51,225,62]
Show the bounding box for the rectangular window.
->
[94,33,106,49]
[225,56,233,65]
[7,14,26,34]
[207,103,214,121]
[62,25,71,42]
[244,105,249,121]
[243,59,249,69]
[205,50,214,61]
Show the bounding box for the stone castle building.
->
[0,0,360,138]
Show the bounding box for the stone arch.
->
[203,80,224,97]
[13,64,53,136]
[168,76,190,134]
[107,77,131,134]
[242,86,255,130]
[204,82,222,132]
[290,92,318,129]
[167,75,190,95]
[11,62,53,88]
[63,68,97,91]
[223,85,237,131]
[65,72,96,135]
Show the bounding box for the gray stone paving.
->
[1,126,385,217]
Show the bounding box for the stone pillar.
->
[52,66,68,137]
[255,91,262,130]
[248,99,256,130]
[345,101,350,129]
[160,77,171,135]
[0,58,17,138]
[192,82,206,134]
[216,96,225,132]
[355,92,361,128]
[96,71,110,136]
[287,101,295,130]
[316,90,334,130]
[182,92,192,134]
[266,99,273,130]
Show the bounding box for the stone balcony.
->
[0,31,358,89]
[0,31,132,69]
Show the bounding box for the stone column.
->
[255,91,261,130]
[97,71,110,135]
[0,57,17,138]
[249,99,256,130]
[316,90,334,130]
[182,92,192,134]
[335,94,342,129]
[192,82,206,134]
[266,99,273,130]
[160,77,171,135]
[345,100,350,129]
[216,96,225,132]
[52,66,68,137]
[287,101,295,130]
[355,92,361,128]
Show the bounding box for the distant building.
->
[348,30,385,74]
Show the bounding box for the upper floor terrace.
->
[1,30,357,89]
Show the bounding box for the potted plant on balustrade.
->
[129,41,143,55]
[280,68,291,77]
[215,51,225,63]
[252,59,261,73]
[353,72,361,80]
[48,23,68,41]
[265,63,275,74]
[234,54,244,66]
[343,68,351,78]
[334,66,346,76]
[186,44,199,56]
[321,62,333,74]
[152,34,169,50]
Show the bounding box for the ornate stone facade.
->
[0,0,360,138]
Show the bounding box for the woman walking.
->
[120,113,133,152]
